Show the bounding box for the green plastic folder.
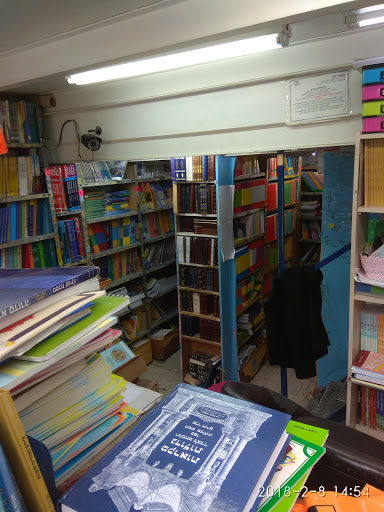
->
[20,296,129,361]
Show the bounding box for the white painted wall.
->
[42,21,384,162]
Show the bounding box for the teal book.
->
[98,341,135,371]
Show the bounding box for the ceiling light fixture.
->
[346,4,384,28]
[67,33,284,86]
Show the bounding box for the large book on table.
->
[0,389,55,512]
[0,267,98,321]
[59,383,291,512]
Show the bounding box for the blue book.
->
[202,155,208,182]
[0,440,28,512]
[0,267,98,320]
[59,383,291,512]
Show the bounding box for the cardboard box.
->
[239,339,267,382]
[151,329,179,360]
[113,354,147,382]
[131,338,152,365]
[134,378,160,393]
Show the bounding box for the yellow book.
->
[0,389,55,512]
[0,157,5,198]
[7,156,19,197]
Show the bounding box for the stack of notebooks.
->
[58,384,328,512]
[0,267,139,493]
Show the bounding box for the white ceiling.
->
[0,0,171,53]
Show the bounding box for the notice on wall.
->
[288,71,349,123]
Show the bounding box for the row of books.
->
[177,236,218,266]
[361,304,384,353]
[302,170,323,192]
[176,183,217,214]
[98,248,141,281]
[357,385,384,431]
[0,99,40,144]
[266,155,296,178]
[0,199,52,243]
[181,315,221,341]
[234,155,260,177]
[265,210,296,243]
[0,155,42,197]
[75,161,119,183]
[301,243,321,264]
[141,210,174,240]
[237,301,264,333]
[233,179,265,214]
[49,164,81,213]
[0,239,58,269]
[89,217,137,254]
[143,238,175,269]
[58,218,85,264]
[178,266,219,292]
[170,155,216,182]
[236,274,263,314]
[135,160,171,180]
[302,220,321,240]
[267,180,299,211]
[120,304,147,341]
[234,210,264,243]
[187,352,221,384]
[266,236,293,270]
[84,190,131,220]
[138,182,172,211]
[178,216,217,235]
[363,139,384,206]
[235,239,264,280]
[180,290,220,317]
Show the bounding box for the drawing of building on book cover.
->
[88,386,272,512]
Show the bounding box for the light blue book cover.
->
[0,440,28,512]
[60,383,291,512]
[98,341,135,371]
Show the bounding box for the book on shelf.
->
[360,304,384,353]
[181,290,220,317]
[120,305,147,341]
[357,385,384,431]
[177,183,217,214]
[59,383,292,512]
[141,210,174,240]
[301,220,321,241]
[182,315,221,342]
[234,179,265,214]
[234,210,264,242]
[301,170,323,192]
[0,198,52,244]
[58,218,84,264]
[363,139,384,207]
[105,161,128,181]
[0,154,42,197]
[143,238,175,269]
[177,236,217,266]
[139,182,172,210]
[234,155,260,178]
[0,438,28,512]
[267,179,298,211]
[135,160,171,180]
[97,247,142,282]
[75,161,113,183]
[179,266,219,292]
[351,350,384,385]
[0,99,40,144]
[0,238,58,269]
[171,155,215,182]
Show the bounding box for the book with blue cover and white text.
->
[60,383,291,512]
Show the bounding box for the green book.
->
[18,296,130,362]
[268,421,329,512]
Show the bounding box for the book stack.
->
[177,236,217,266]
[141,210,174,239]
[177,183,216,214]
[48,165,81,213]
[0,267,143,494]
[302,170,323,192]
[139,182,172,211]
[234,155,260,178]
[58,218,84,264]
[233,179,266,214]
[300,200,321,216]
[84,191,104,219]
[234,210,264,243]
[361,305,384,353]
[237,301,264,334]
[187,352,221,384]
[181,290,220,317]
[0,239,58,269]
[104,190,130,214]
[179,266,219,292]
[143,238,175,269]
[0,99,40,144]
[170,155,215,181]
[0,155,42,196]
[193,218,217,235]
[0,198,53,243]
[58,384,327,512]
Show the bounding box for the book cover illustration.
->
[60,384,291,512]
[99,341,135,371]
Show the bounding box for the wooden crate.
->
[239,339,267,382]
[151,329,179,360]
[131,338,152,365]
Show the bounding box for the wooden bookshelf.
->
[346,133,384,440]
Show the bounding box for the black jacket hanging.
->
[264,266,330,379]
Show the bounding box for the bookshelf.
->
[174,154,267,385]
[0,97,63,268]
[299,165,323,266]
[46,159,178,361]
[347,132,384,441]
[262,153,301,296]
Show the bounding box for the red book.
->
[73,218,84,258]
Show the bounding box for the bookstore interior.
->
[2,2,384,511]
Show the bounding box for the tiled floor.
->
[144,350,317,407]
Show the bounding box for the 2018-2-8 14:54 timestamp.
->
[257,485,370,498]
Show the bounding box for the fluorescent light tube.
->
[359,14,384,26]
[67,33,280,85]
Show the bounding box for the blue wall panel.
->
[317,150,354,387]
